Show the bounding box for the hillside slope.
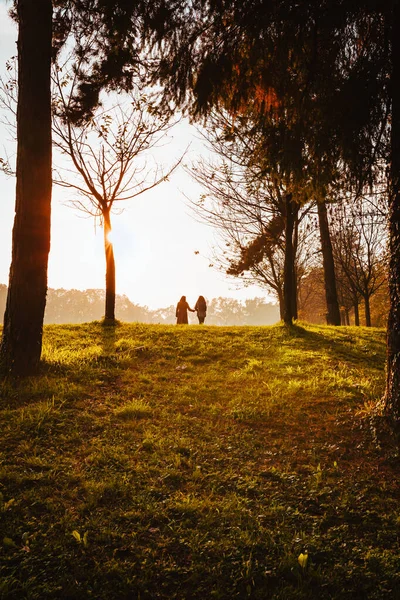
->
[1,322,398,599]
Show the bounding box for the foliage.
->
[330,197,387,327]
[1,321,398,599]
[48,0,183,123]
[188,111,319,317]
[1,283,390,327]
[298,269,389,328]
[0,286,280,326]
[298,268,327,325]
[160,0,391,187]
[44,288,154,324]
[52,78,179,219]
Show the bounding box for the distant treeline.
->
[0,285,280,326]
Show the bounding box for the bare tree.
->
[189,157,317,319]
[1,47,183,327]
[49,62,182,321]
[297,267,327,324]
[330,197,387,327]
[188,107,345,325]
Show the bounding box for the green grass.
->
[0,321,398,599]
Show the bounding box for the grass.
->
[0,321,399,599]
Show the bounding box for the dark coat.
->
[176,300,192,324]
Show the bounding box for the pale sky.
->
[0,3,274,310]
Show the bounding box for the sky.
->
[0,2,274,310]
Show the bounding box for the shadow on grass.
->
[279,322,386,369]
[0,321,124,407]
[1,321,386,409]
[99,318,118,356]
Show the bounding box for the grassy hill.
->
[1,322,399,599]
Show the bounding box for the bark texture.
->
[283,194,297,324]
[0,0,52,375]
[364,294,372,328]
[103,210,116,321]
[384,0,400,428]
[354,301,360,327]
[317,201,341,326]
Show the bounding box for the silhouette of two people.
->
[176,295,207,324]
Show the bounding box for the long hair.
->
[197,295,206,309]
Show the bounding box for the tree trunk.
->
[353,300,360,326]
[0,0,52,375]
[341,309,350,326]
[103,210,116,321]
[268,254,284,320]
[277,288,284,321]
[283,194,296,324]
[317,201,341,326]
[364,294,372,327]
[292,213,299,320]
[384,2,400,428]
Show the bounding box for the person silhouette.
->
[194,295,207,324]
[175,295,195,324]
